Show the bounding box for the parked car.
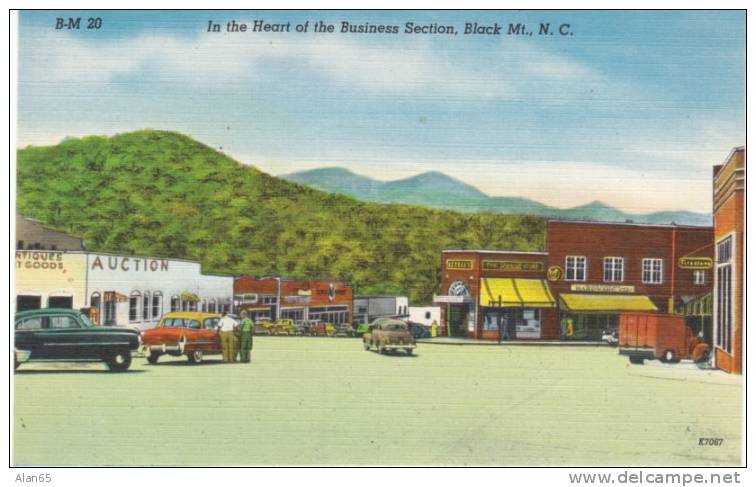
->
[601,329,619,347]
[362,318,416,354]
[619,312,710,365]
[271,319,295,336]
[141,311,221,364]
[311,321,337,337]
[334,322,356,337]
[408,321,431,339]
[14,308,141,372]
[293,320,312,336]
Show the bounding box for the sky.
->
[16,10,745,214]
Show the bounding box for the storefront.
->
[712,146,744,374]
[234,277,353,325]
[435,250,558,339]
[15,251,234,330]
[556,291,658,340]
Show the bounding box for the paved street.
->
[13,338,741,466]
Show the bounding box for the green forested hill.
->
[17,130,545,303]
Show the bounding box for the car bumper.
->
[383,343,417,349]
[15,348,31,363]
[619,347,654,359]
[143,342,184,354]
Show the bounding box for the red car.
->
[141,312,221,364]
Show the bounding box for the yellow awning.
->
[480,278,556,308]
[559,293,658,313]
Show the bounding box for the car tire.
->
[147,352,160,364]
[662,350,676,363]
[188,350,204,364]
[629,356,644,365]
[405,348,413,355]
[106,350,132,372]
[363,341,370,350]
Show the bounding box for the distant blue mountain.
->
[283,167,712,226]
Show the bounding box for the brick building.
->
[435,221,714,341]
[547,221,713,341]
[234,276,353,325]
[712,147,745,374]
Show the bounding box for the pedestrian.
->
[217,311,238,363]
[238,310,254,363]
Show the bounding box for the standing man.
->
[217,311,238,363]
[238,311,254,363]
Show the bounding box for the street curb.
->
[415,340,610,347]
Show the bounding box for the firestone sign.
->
[678,257,713,270]
[90,255,169,272]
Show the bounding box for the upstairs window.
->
[565,256,587,281]
[603,257,624,282]
[642,258,663,284]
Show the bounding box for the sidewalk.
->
[416,337,607,346]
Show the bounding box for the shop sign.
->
[446,259,473,270]
[15,251,65,270]
[297,289,312,296]
[90,255,169,272]
[284,295,310,305]
[547,266,563,281]
[433,295,471,304]
[482,260,543,272]
[571,283,636,293]
[678,257,713,270]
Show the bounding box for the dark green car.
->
[14,308,141,372]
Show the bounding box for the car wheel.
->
[629,356,644,365]
[188,350,204,364]
[405,348,413,355]
[363,341,370,350]
[106,350,132,372]
[662,350,676,363]
[147,351,160,364]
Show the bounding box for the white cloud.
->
[19,26,601,101]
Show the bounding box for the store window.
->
[603,257,624,282]
[208,299,217,313]
[694,270,706,286]
[129,292,141,322]
[16,295,42,312]
[565,256,587,281]
[642,258,663,284]
[142,292,151,320]
[170,295,180,312]
[152,292,162,318]
[90,292,101,325]
[425,311,431,320]
[716,237,733,354]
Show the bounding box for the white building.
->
[408,306,441,326]
[15,251,233,330]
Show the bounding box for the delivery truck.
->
[619,312,710,365]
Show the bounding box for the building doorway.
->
[16,295,41,312]
[447,304,468,337]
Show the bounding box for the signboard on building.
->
[446,259,473,270]
[482,260,543,272]
[570,283,636,293]
[678,257,713,270]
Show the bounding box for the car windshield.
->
[79,314,95,327]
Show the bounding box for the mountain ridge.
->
[283,167,712,226]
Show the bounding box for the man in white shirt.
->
[217,311,238,362]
